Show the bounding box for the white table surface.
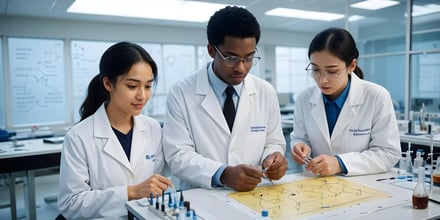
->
[0,138,63,220]
[0,138,62,159]
[127,170,440,220]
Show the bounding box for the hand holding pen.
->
[261,167,274,185]
[220,164,263,192]
[261,152,288,184]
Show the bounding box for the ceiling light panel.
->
[67,0,234,23]
[350,0,399,10]
[413,4,440,16]
[265,7,345,21]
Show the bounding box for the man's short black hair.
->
[207,6,261,47]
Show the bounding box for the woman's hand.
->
[127,174,173,200]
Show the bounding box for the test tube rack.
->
[147,190,202,220]
[148,205,178,220]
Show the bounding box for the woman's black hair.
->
[207,6,260,47]
[79,41,158,121]
[308,27,364,79]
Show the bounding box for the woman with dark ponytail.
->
[58,42,173,219]
[290,28,401,177]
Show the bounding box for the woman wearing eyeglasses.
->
[162,6,288,192]
[290,28,401,176]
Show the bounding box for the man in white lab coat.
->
[162,6,287,192]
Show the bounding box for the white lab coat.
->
[290,74,401,175]
[163,63,286,190]
[57,104,164,220]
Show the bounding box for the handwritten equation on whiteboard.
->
[8,37,66,126]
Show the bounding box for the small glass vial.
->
[412,167,429,209]
[413,150,424,178]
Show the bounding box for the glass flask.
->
[412,167,429,209]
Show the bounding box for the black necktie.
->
[223,86,236,132]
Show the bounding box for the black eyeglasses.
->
[213,46,261,67]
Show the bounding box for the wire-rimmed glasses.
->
[305,63,346,79]
[213,46,261,67]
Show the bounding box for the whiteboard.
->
[0,39,5,128]
[162,44,196,93]
[197,45,212,71]
[138,43,163,116]
[8,37,67,126]
[139,43,163,93]
[71,40,114,122]
[418,53,440,95]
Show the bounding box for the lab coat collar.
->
[310,88,330,144]
[93,104,146,174]
[346,73,364,106]
[329,74,363,142]
[309,73,364,146]
[329,74,360,143]
[129,115,148,171]
[207,63,243,99]
[196,63,257,134]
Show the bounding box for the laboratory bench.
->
[0,138,63,220]
[126,170,440,220]
[399,133,440,164]
[1,125,440,220]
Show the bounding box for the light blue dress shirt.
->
[207,63,243,187]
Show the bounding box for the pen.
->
[261,167,274,185]
[302,156,312,165]
[376,177,396,181]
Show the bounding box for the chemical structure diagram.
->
[229,176,391,220]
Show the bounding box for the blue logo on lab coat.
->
[250,125,266,132]
[145,154,156,162]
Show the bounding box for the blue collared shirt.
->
[323,77,351,174]
[207,63,243,187]
[323,78,351,136]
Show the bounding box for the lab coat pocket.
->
[140,150,158,177]
[142,149,157,168]
[247,125,267,162]
[347,128,371,150]
[249,125,267,143]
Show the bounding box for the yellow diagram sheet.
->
[228,176,391,220]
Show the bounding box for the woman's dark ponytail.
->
[354,66,364,79]
[79,74,109,121]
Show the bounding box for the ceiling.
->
[0,0,438,34]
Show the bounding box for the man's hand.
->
[220,164,263,192]
[262,152,288,180]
